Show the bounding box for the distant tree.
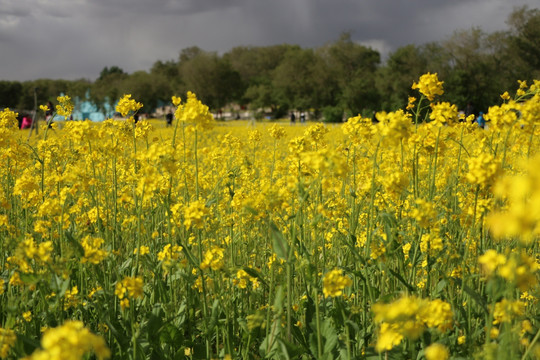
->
[17,82,40,111]
[16,79,68,110]
[98,66,126,81]
[119,71,170,113]
[92,69,128,114]
[151,60,181,95]
[243,80,275,113]
[272,47,335,114]
[224,45,295,84]
[0,81,23,109]
[224,44,296,109]
[179,46,204,63]
[178,49,243,110]
[376,44,430,111]
[319,32,381,115]
[151,60,179,78]
[441,27,503,111]
[507,6,540,76]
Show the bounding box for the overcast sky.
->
[1,0,538,81]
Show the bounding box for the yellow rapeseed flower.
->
[183,200,208,229]
[322,269,352,298]
[0,327,16,358]
[375,323,403,352]
[465,152,500,188]
[171,95,182,106]
[200,246,225,271]
[492,299,525,324]
[425,343,449,360]
[268,124,286,140]
[373,295,453,352]
[174,91,214,131]
[115,276,144,308]
[81,236,108,265]
[23,321,110,360]
[429,102,458,126]
[412,72,444,101]
[478,250,507,276]
[56,95,74,118]
[116,94,143,117]
[133,246,150,255]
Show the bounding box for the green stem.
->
[522,327,540,360]
[195,128,200,200]
[429,127,441,200]
[526,126,535,158]
[314,287,323,359]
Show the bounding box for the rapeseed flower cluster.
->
[56,95,74,118]
[81,235,108,264]
[412,72,444,101]
[116,94,143,117]
[183,200,208,229]
[200,246,225,271]
[489,155,540,244]
[233,269,260,290]
[372,296,453,352]
[466,152,501,187]
[0,328,16,358]
[375,109,412,146]
[115,276,144,309]
[478,250,538,291]
[425,343,449,360]
[429,102,458,126]
[322,268,352,297]
[0,108,18,146]
[173,91,215,131]
[22,321,110,360]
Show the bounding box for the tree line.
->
[1,7,539,122]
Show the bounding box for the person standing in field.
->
[21,114,32,129]
[45,101,54,128]
[476,111,486,129]
[166,110,173,127]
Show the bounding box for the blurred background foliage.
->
[1,7,539,120]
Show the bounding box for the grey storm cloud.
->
[0,0,538,81]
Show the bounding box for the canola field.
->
[0,74,539,359]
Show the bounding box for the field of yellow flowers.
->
[0,74,539,360]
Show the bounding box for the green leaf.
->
[277,338,291,360]
[147,304,165,340]
[52,274,71,298]
[18,273,41,285]
[273,285,285,314]
[244,206,259,215]
[387,267,416,292]
[64,231,84,257]
[453,278,488,315]
[433,279,448,297]
[180,243,199,267]
[321,318,338,355]
[241,266,269,288]
[206,299,220,334]
[270,222,290,261]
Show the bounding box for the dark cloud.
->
[0,0,537,81]
[84,0,242,18]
